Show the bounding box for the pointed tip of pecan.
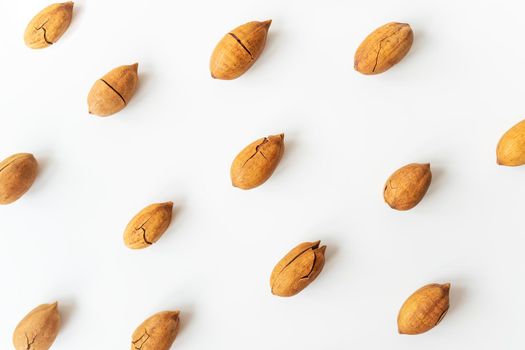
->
[262,20,272,29]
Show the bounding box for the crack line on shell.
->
[372,26,404,72]
[0,157,21,173]
[39,27,52,45]
[435,306,449,326]
[272,244,320,293]
[387,180,398,191]
[300,250,318,280]
[35,19,52,45]
[417,294,448,328]
[277,242,320,276]
[241,138,269,168]
[228,33,253,59]
[25,333,37,350]
[132,329,151,350]
[372,39,385,72]
[138,227,152,245]
[136,217,153,245]
[100,79,127,105]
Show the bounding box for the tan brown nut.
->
[124,202,173,249]
[131,310,180,350]
[383,163,431,210]
[230,134,284,190]
[270,241,326,297]
[87,63,139,117]
[398,283,450,335]
[497,118,525,166]
[354,22,413,75]
[0,153,38,205]
[210,20,271,79]
[13,302,60,350]
[24,2,74,49]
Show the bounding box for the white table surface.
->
[1,0,524,349]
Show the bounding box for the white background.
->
[1,0,524,349]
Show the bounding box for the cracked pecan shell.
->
[210,20,271,80]
[398,283,450,335]
[354,22,413,75]
[230,133,284,190]
[24,2,73,49]
[124,202,173,249]
[87,63,139,117]
[13,302,60,350]
[131,310,180,350]
[270,241,326,297]
[383,163,431,211]
[497,119,525,166]
[0,153,38,205]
